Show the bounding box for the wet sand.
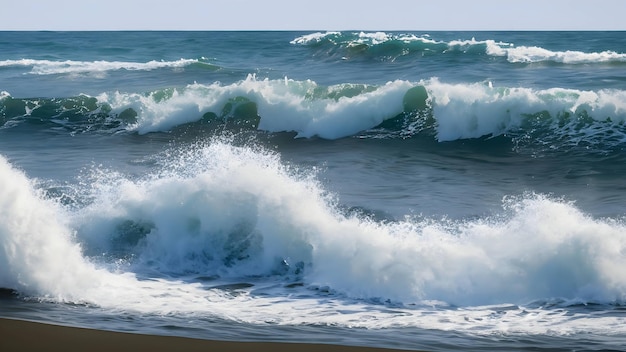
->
[0,318,411,352]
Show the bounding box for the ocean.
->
[1,31,626,351]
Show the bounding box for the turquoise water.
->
[1,31,626,351]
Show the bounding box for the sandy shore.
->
[0,318,411,352]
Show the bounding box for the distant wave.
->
[291,32,626,64]
[3,76,626,154]
[483,41,626,64]
[0,58,218,75]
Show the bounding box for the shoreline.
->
[0,318,411,352]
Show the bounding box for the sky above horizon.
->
[2,0,624,31]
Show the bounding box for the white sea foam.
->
[291,31,444,47]
[289,31,341,44]
[97,76,626,143]
[355,31,391,45]
[0,58,199,76]
[291,32,626,64]
[0,155,104,299]
[486,42,626,63]
[426,78,626,141]
[72,141,322,277]
[47,143,626,307]
[2,142,626,333]
[0,153,239,311]
[101,75,414,137]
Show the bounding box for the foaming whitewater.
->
[313,193,626,306]
[0,58,207,76]
[426,78,626,142]
[4,30,626,350]
[0,151,273,314]
[100,75,414,137]
[94,76,626,151]
[484,41,626,64]
[291,32,626,64]
[4,74,626,155]
[72,140,324,278]
[3,140,626,335]
[0,155,121,301]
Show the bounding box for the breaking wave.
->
[291,31,626,64]
[1,141,626,333]
[0,58,218,76]
[3,76,626,154]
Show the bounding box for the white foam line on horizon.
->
[0,58,200,75]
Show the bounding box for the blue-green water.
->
[1,31,626,351]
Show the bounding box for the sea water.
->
[1,31,626,351]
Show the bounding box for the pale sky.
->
[2,0,624,31]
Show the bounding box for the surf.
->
[4,75,626,157]
[0,58,218,76]
[290,31,626,64]
[3,140,626,309]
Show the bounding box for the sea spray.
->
[67,142,626,306]
[2,138,626,333]
[3,31,626,347]
[0,153,238,313]
[0,155,97,298]
[72,140,323,277]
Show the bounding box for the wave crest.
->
[0,58,217,76]
[291,32,626,64]
[3,76,626,155]
[3,143,626,308]
[97,77,626,155]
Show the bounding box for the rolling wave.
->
[291,31,626,64]
[1,141,626,331]
[3,76,626,154]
